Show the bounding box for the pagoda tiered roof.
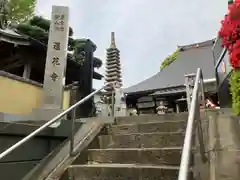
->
[104,32,123,94]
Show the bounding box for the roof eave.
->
[125,78,217,95]
[124,85,185,95]
[0,28,31,46]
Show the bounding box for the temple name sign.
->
[32,6,69,124]
[42,5,69,109]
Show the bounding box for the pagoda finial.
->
[110,32,116,48]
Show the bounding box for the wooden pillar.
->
[23,63,31,79]
[176,103,180,113]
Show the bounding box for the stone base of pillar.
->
[31,108,65,128]
[0,112,29,122]
[114,105,127,117]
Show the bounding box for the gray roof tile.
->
[124,39,215,94]
[150,86,186,96]
[0,28,27,38]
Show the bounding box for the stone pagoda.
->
[104,32,122,99]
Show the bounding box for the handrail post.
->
[185,73,196,111]
[198,72,208,163]
[200,72,206,108]
[70,108,76,156]
[195,89,206,162]
[69,81,78,156]
[179,68,207,180]
[179,74,199,180]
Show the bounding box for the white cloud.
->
[36,0,227,89]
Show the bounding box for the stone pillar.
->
[114,87,126,117]
[185,73,196,111]
[176,103,180,113]
[23,63,31,79]
[32,6,69,125]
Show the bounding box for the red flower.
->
[230,40,240,69]
[218,1,240,70]
[229,3,240,20]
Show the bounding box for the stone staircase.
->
[61,115,194,180]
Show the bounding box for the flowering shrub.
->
[219,1,240,69]
[218,0,240,114]
[230,40,240,69]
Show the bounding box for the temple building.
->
[0,28,103,84]
[104,32,122,99]
[124,39,218,114]
[0,27,103,117]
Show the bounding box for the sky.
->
[36,0,227,89]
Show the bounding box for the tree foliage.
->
[160,48,179,70]
[15,16,102,69]
[7,0,36,24]
[16,16,73,46]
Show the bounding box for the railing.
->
[0,82,115,160]
[178,68,208,180]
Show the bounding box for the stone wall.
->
[208,109,240,180]
[194,108,240,180]
[0,120,82,180]
[193,110,211,180]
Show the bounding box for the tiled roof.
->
[0,28,103,81]
[124,39,216,94]
[150,86,186,96]
[0,28,30,45]
[0,28,26,38]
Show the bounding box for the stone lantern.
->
[156,101,167,115]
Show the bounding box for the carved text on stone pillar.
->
[42,6,69,109]
[52,56,60,66]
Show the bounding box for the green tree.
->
[160,48,180,70]
[16,16,103,69]
[16,16,73,48]
[7,0,36,24]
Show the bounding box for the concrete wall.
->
[0,123,64,180]
[193,110,210,180]
[0,71,71,115]
[207,109,240,180]
[0,120,82,180]
[194,109,240,180]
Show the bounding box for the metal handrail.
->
[178,68,207,180]
[0,82,115,160]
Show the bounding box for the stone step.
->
[115,113,188,125]
[108,121,186,135]
[67,164,187,180]
[99,132,185,148]
[86,147,183,166]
